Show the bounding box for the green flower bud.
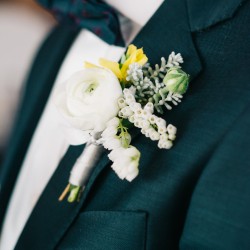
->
[163,67,189,94]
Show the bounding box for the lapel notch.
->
[187,0,246,32]
[132,0,203,81]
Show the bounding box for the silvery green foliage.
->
[126,63,156,103]
[166,52,183,67]
[143,52,183,82]
[151,91,183,113]
[126,52,184,113]
[143,57,168,83]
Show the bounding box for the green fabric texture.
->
[1,0,250,249]
[58,211,147,250]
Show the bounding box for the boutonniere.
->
[55,45,190,202]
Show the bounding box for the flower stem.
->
[58,183,70,201]
[58,183,82,202]
[118,119,130,148]
[68,185,81,203]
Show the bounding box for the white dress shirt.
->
[0,1,164,249]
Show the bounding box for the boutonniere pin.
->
[55,45,189,202]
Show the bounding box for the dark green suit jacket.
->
[1,0,250,249]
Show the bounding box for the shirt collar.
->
[104,0,164,26]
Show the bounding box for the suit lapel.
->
[0,26,80,226]
[14,0,203,249]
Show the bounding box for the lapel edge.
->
[187,0,247,32]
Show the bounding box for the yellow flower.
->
[99,44,148,83]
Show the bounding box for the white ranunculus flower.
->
[54,68,122,145]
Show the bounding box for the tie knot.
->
[37,0,124,46]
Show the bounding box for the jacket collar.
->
[15,0,203,249]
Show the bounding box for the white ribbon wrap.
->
[69,142,104,187]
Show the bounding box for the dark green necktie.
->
[37,0,124,46]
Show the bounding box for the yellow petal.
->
[137,54,148,65]
[99,58,122,80]
[121,50,141,77]
[126,44,137,57]
[120,57,133,79]
[84,61,101,68]
[135,48,148,65]
[136,48,144,56]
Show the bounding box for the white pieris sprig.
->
[100,117,139,181]
[108,146,140,182]
[118,87,177,149]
